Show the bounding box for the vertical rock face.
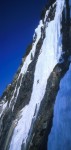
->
[0,0,71,150]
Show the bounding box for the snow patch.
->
[0,101,8,118]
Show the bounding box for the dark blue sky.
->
[0,0,47,96]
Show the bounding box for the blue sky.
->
[0,0,48,95]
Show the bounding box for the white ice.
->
[9,0,65,150]
[9,20,43,108]
[20,20,43,74]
